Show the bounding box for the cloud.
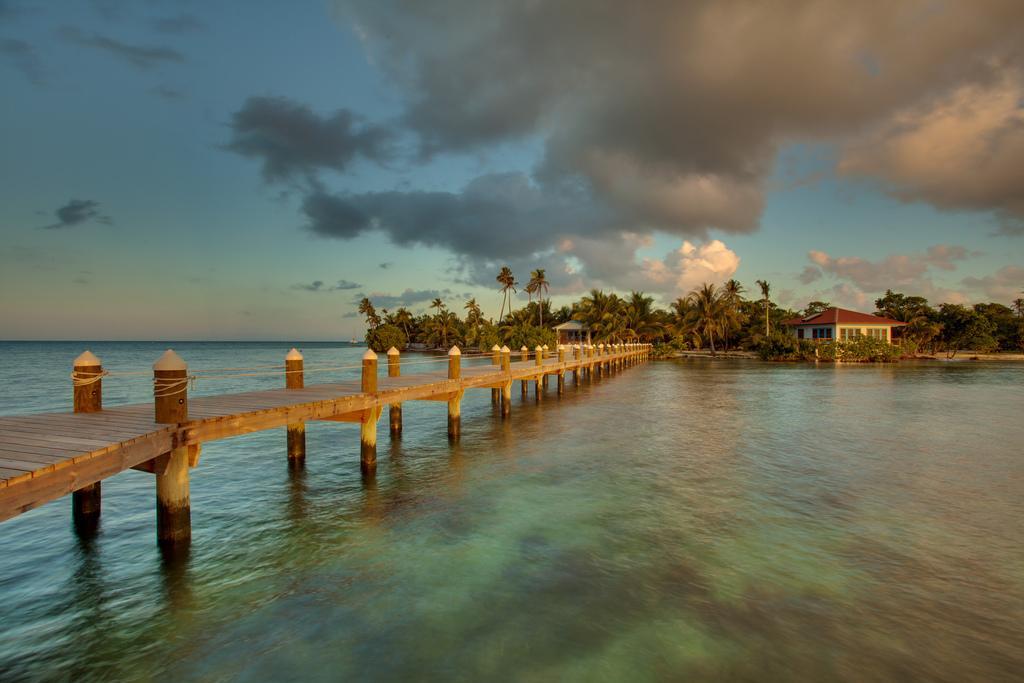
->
[800,245,980,306]
[151,85,185,101]
[152,14,203,34]
[224,96,395,185]
[357,288,457,309]
[60,27,184,69]
[961,265,1024,302]
[40,199,113,229]
[337,0,1024,234]
[839,70,1024,229]
[292,279,362,292]
[0,39,44,84]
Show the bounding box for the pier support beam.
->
[557,345,566,396]
[361,350,378,475]
[285,348,306,468]
[520,346,529,397]
[500,346,512,418]
[153,349,190,548]
[490,344,501,405]
[71,350,103,533]
[388,346,402,436]
[448,347,462,440]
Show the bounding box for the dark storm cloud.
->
[224,96,395,184]
[60,27,184,69]
[303,172,617,258]
[0,38,44,84]
[356,288,456,309]
[337,0,1024,233]
[151,85,185,101]
[40,199,113,229]
[152,14,203,34]
[292,279,362,292]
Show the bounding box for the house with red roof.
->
[782,307,907,344]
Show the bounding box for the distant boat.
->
[349,337,362,345]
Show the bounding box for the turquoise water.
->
[0,342,1022,681]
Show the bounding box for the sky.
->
[1,0,1022,340]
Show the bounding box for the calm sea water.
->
[0,342,1022,681]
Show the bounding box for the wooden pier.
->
[0,343,650,547]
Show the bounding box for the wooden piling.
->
[520,346,529,397]
[285,348,306,468]
[490,344,501,405]
[448,346,461,440]
[153,349,190,548]
[500,346,512,417]
[387,346,402,436]
[534,345,544,400]
[557,346,566,395]
[361,349,378,475]
[71,350,103,530]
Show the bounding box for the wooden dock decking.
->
[0,343,650,544]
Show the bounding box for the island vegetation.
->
[359,267,1024,362]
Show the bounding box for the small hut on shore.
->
[554,320,591,345]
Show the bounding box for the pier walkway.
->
[0,343,650,546]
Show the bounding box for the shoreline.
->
[662,350,1024,362]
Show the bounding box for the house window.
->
[797,329,804,339]
[841,328,861,340]
[866,328,888,340]
[812,327,832,339]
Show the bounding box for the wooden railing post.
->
[557,345,566,395]
[520,346,529,397]
[541,344,550,388]
[500,345,512,418]
[534,345,543,400]
[153,349,190,549]
[285,348,305,468]
[387,346,402,436]
[361,349,378,475]
[490,344,501,405]
[448,346,461,440]
[71,350,102,531]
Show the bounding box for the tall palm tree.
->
[720,279,745,350]
[528,268,550,327]
[1014,298,1024,318]
[755,279,771,336]
[358,297,381,329]
[393,307,413,340]
[686,283,725,354]
[464,297,483,345]
[496,266,517,321]
[426,310,459,349]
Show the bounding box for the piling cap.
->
[598,343,605,348]
[500,345,510,353]
[153,349,187,371]
[491,344,501,351]
[387,346,400,355]
[521,346,528,351]
[543,344,549,350]
[449,345,461,356]
[285,347,303,361]
[535,345,543,351]
[73,350,101,367]
[362,348,378,361]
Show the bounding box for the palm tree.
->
[496,266,517,321]
[393,307,413,340]
[430,297,445,315]
[1013,298,1024,318]
[577,289,624,342]
[720,280,745,350]
[624,291,662,341]
[528,268,550,327]
[686,283,725,354]
[426,310,459,349]
[358,297,381,329]
[755,279,771,336]
[464,297,483,345]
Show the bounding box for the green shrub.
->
[502,324,557,351]
[757,331,815,361]
[365,324,408,353]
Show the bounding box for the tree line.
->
[358,266,1024,357]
